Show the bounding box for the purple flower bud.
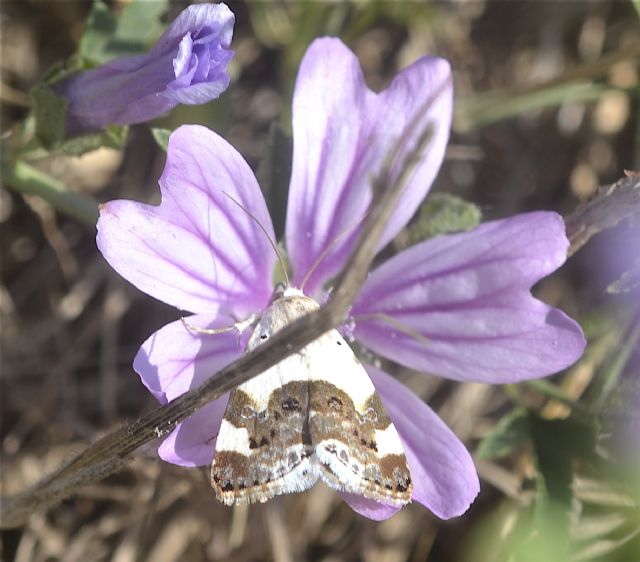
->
[60,3,234,134]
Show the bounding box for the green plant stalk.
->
[2,159,99,226]
[526,378,593,418]
[456,82,609,130]
[456,42,640,130]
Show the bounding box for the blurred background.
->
[1,1,639,561]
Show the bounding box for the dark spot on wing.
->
[328,396,343,411]
[282,396,301,412]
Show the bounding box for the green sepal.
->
[151,128,172,152]
[31,84,68,149]
[408,192,482,244]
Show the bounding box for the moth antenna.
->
[181,317,237,335]
[222,191,290,287]
[352,312,430,346]
[181,313,258,336]
[299,214,368,293]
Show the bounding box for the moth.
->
[210,285,413,506]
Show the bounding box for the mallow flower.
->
[60,3,234,134]
[596,223,640,461]
[96,38,586,520]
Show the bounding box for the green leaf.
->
[408,192,482,244]
[40,54,93,86]
[529,414,596,525]
[30,74,129,155]
[79,0,168,65]
[476,407,530,459]
[522,415,598,560]
[78,1,118,64]
[31,85,68,149]
[151,127,172,151]
[57,125,129,156]
[115,0,169,48]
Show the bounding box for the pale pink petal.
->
[340,492,401,520]
[134,313,246,467]
[158,398,228,467]
[133,313,247,403]
[286,37,452,296]
[367,365,480,519]
[353,212,586,383]
[97,125,276,318]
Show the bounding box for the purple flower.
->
[96,38,586,520]
[595,223,640,461]
[60,3,234,134]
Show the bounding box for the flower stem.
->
[2,159,99,226]
[526,379,593,418]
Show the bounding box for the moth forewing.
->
[211,288,412,506]
[309,370,413,506]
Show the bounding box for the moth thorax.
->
[248,289,321,349]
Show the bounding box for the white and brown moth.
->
[210,286,413,507]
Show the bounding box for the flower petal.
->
[61,3,234,132]
[286,37,452,296]
[135,312,245,467]
[353,212,586,383]
[155,3,234,54]
[339,492,401,521]
[367,365,480,519]
[158,398,228,467]
[97,125,277,318]
[173,34,194,78]
[133,312,247,404]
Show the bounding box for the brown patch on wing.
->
[211,382,315,505]
[309,381,412,505]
